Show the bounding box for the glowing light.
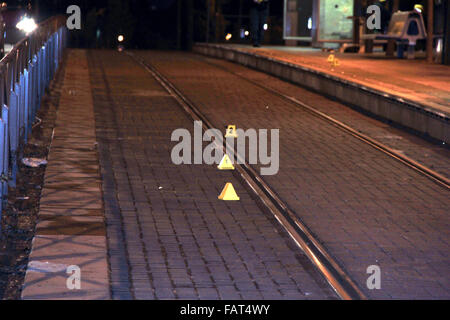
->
[263,23,268,31]
[436,39,442,53]
[414,4,423,13]
[307,17,312,30]
[244,30,249,36]
[225,33,232,41]
[118,35,124,42]
[16,17,37,35]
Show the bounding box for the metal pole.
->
[215,0,220,43]
[206,0,210,43]
[444,0,450,65]
[392,0,399,11]
[426,0,434,62]
[186,0,194,50]
[386,0,399,57]
[238,0,243,42]
[34,0,39,21]
[177,0,182,49]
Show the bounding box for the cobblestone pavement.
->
[134,51,450,299]
[197,55,450,180]
[218,45,450,114]
[87,50,337,300]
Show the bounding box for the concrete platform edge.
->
[193,43,449,144]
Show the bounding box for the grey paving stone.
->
[133,51,450,299]
[86,50,336,300]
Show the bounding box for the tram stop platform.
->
[193,44,449,144]
[17,48,449,300]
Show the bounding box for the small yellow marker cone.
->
[225,125,238,138]
[327,54,335,63]
[327,53,340,68]
[218,182,240,201]
[217,154,235,170]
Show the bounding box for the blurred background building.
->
[0,0,448,64]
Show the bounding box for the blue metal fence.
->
[0,16,67,224]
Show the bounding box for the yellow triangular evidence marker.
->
[217,154,235,170]
[225,125,238,138]
[218,183,240,201]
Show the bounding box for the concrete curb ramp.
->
[193,43,449,144]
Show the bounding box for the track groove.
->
[126,51,368,300]
[196,56,450,190]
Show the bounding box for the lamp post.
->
[206,0,210,43]
[426,0,434,62]
[177,0,181,49]
[216,0,221,43]
[186,0,193,50]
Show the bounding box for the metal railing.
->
[0,15,67,219]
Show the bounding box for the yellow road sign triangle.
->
[217,154,235,170]
[218,182,240,201]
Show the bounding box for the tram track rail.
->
[195,55,450,190]
[126,51,368,300]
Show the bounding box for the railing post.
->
[8,87,18,188]
[46,42,50,85]
[24,69,30,142]
[0,103,9,221]
[51,35,56,77]
[31,55,37,121]
[0,116,5,216]
[0,17,66,207]
[38,47,44,109]
[19,73,25,142]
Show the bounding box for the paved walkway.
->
[87,50,335,300]
[135,50,450,299]
[215,45,450,115]
[21,50,109,299]
[21,49,338,300]
[19,48,449,300]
